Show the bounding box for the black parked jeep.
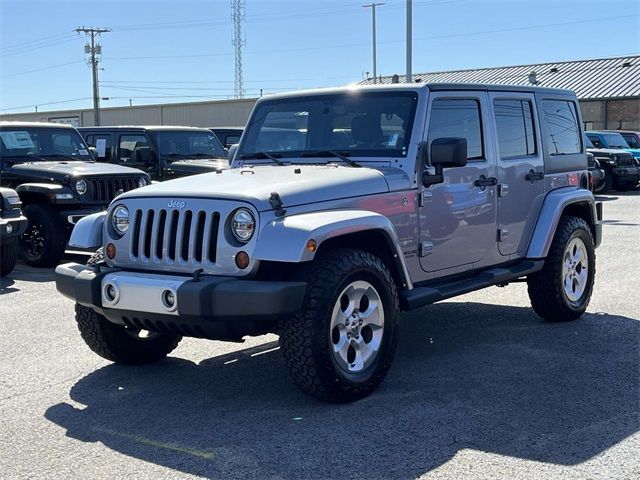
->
[584,135,638,192]
[0,122,150,267]
[0,187,27,276]
[79,126,229,181]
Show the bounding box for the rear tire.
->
[0,240,18,277]
[527,216,595,322]
[75,304,182,364]
[20,204,67,267]
[279,248,399,402]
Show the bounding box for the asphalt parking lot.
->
[1,191,638,480]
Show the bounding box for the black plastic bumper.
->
[55,263,307,341]
[0,215,27,244]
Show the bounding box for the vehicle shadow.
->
[45,303,640,479]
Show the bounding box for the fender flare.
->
[254,209,413,289]
[527,187,599,258]
[69,211,106,249]
[16,183,75,204]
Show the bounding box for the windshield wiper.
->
[3,154,48,162]
[300,150,361,168]
[43,153,90,162]
[240,151,285,166]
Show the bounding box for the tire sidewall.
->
[20,204,65,265]
[314,264,398,387]
[556,226,595,312]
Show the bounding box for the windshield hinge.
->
[269,192,286,218]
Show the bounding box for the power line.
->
[0,97,92,112]
[0,60,83,79]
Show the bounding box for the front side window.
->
[119,134,150,165]
[0,128,92,161]
[542,100,581,155]
[156,131,227,160]
[239,92,419,160]
[87,135,111,161]
[494,99,536,159]
[427,98,483,160]
[620,133,639,149]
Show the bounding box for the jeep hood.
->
[168,159,229,175]
[586,147,633,156]
[9,161,146,177]
[120,164,399,211]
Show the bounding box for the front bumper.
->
[0,214,27,243]
[55,263,307,341]
[611,166,639,181]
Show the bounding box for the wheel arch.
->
[527,187,601,258]
[253,210,413,289]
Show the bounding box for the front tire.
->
[0,240,18,277]
[527,216,595,322]
[20,204,67,267]
[279,248,399,402]
[75,304,182,364]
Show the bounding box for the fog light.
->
[235,251,250,269]
[161,289,177,311]
[106,243,116,259]
[103,283,119,303]
[6,223,13,234]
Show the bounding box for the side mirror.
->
[228,143,239,163]
[430,137,468,168]
[88,146,99,160]
[421,137,468,187]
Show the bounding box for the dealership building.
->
[1,54,638,130]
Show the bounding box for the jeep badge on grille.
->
[167,200,186,209]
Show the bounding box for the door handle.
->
[474,175,498,188]
[525,170,545,182]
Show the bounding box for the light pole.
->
[363,3,384,84]
[406,0,412,83]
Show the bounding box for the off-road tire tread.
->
[527,216,595,322]
[75,304,181,365]
[0,240,18,277]
[20,204,67,267]
[279,248,399,402]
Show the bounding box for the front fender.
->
[527,187,599,258]
[16,183,77,204]
[254,210,412,288]
[69,211,105,249]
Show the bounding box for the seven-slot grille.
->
[617,154,635,167]
[88,177,140,202]
[130,207,220,266]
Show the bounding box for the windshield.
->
[156,131,227,160]
[238,91,419,161]
[0,127,92,161]
[601,133,631,149]
[584,135,595,148]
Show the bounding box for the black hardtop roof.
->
[78,125,212,132]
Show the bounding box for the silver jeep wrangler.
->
[56,83,602,402]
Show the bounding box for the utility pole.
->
[363,3,384,84]
[406,0,412,83]
[75,26,110,126]
[231,0,246,98]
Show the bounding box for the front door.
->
[419,91,498,273]
[490,93,546,256]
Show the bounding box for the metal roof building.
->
[361,55,640,130]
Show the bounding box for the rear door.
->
[489,92,545,256]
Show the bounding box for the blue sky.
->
[1,0,638,113]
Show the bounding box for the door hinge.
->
[418,191,433,207]
[497,228,509,242]
[419,241,433,257]
[497,183,509,197]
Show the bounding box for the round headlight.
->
[75,179,87,195]
[231,208,255,242]
[138,177,148,188]
[111,205,129,235]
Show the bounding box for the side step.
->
[399,259,544,310]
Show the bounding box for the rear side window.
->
[621,133,639,148]
[494,99,536,159]
[542,100,582,155]
[428,99,483,160]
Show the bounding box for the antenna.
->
[231,0,246,99]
